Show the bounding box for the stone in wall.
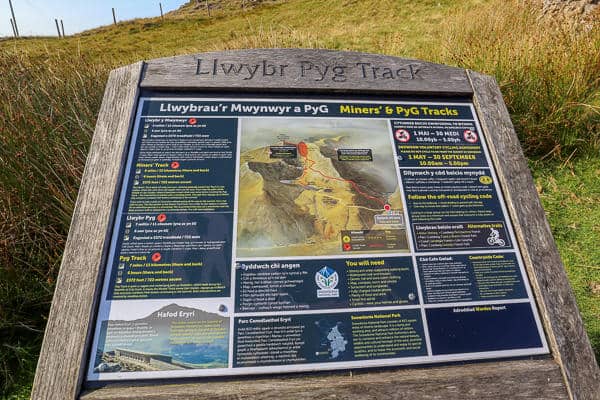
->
[542,0,599,25]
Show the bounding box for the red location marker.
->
[157,213,167,223]
[384,204,391,211]
[343,243,352,251]
[188,118,197,125]
[170,161,180,169]
[151,252,162,263]
[297,141,308,157]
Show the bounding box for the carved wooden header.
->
[141,49,473,94]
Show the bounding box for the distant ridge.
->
[170,0,284,17]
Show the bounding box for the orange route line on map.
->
[283,140,386,208]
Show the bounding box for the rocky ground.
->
[542,0,599,26]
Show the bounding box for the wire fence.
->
[4,0,282,39]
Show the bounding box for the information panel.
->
[87,97,548,381]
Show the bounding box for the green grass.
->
[0,0,599,398]
[434,0,600,157]
[0,0,476,63]
[533,156,600,357]
[0,54,105,398]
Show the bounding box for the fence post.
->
[159,2,164,18]
[8,0,19,37]
[61,19,65,37]
[10,18,17,38]
[112,7,117,25]
[55,18,62,38]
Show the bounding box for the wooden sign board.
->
[31,49,599,400]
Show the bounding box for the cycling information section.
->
[87,97,548,382]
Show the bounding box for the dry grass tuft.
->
[0,52,110,393]
[437,0,600,157]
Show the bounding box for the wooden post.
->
[61,19,65,37]
[205,0,210,16]
[10,18,17,38]
[30,62,145,400]
[55,18,62,38]
[159,2,164,18]
[112,7,117,25]
[8,0,19,37]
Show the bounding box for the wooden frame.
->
[31,50,599,400]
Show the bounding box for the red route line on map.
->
[284,140,386,207]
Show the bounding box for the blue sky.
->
[0,0,189,37]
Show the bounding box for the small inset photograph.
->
[91,300,229,375]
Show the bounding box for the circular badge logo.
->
[315,266,339,290]
[463,129,478,143]
[170,161,180,169]
[394,129,411,142]
[157,213,167,223]
[479,175,493,185]
[151,252,162,263]
[188,118,197,125]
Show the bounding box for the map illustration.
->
[236,118,408,257]
[327,325,348,358]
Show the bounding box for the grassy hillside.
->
[0,0,599,397]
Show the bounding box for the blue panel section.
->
[233,308,426,368]
[401,168,513,252]
[416,253,527,304]
[105,115,238,299]
[426,303,543,355]
[235,256,418,312]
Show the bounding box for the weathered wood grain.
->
[141,49,473,95]
[80,359,567,400]
[468,70,600,400]
[30,62,144,400]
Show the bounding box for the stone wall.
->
[542,0,599,23]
